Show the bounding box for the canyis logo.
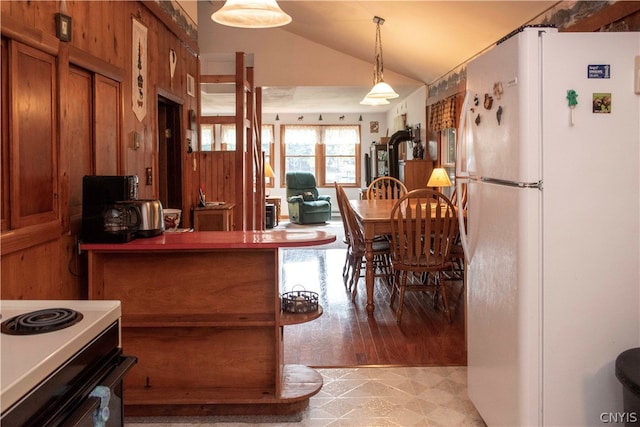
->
[600,412,638,423]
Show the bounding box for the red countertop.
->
[81,230,336,251]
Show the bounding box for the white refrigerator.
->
[457,27,640,426]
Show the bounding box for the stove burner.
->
[1,308,83,335]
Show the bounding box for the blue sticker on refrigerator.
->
[587,64,611,78]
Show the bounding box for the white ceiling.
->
[198,1,558,114]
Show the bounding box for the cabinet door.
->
[94,74,121,175]
[67,66,93,219]
[9,41,58,228]
[2,38,9,231]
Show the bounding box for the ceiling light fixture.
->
[360,96,390,106]
[211,0,292,29]
[360,16,399,104]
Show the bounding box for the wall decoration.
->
[170,49,177,79]
[132,18,147,122]
[370,121,379,133]
[55,13,72,42]
[592,93,611,113]
[186,74,195,97]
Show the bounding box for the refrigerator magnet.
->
[496,106,503,125]
[592,93,611,113]
[566,90,578,126]
[493,82,504,99]
[484,94,493,110]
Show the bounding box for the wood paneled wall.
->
[1,1,199,300]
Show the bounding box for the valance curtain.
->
[429,96,457,132]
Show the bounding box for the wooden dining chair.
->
[388,189,458,324]
[335,184,392,301]
[366,176,408,200]
[334,182,353,286]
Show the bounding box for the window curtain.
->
[220,124,236,150]
[429,96,457,132]
[323,126,359,145]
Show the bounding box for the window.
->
[281,125,360,187]
[262,125,274,188]
[220,124,236,150]
[200,124,213,151]
[199,124,265,152]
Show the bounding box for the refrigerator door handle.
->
[480,177,543,190]
[456,90,473,179]
[456,90,473,264]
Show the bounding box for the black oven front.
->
[1,322,137,427]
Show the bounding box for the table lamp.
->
[265,163,275,196]
[427,168,452,194]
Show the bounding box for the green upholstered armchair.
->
[285,172,332,224]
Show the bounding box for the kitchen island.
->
[82,230,335,417]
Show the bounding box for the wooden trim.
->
[201,75,235,84]
[201,116,237,125]
[0,15,59,56]
[1,221,63,255]
[67,45,124,83]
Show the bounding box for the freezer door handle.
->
[480,177,543,190]
[456,90,474,264]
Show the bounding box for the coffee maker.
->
[81,175,140,243]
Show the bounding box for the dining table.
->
[349,198,463,315]
[348,198,399,315]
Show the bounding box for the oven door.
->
[58,354,137,427]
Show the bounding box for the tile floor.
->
[125,366,486,427]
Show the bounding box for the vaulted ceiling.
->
[198,1,558,113]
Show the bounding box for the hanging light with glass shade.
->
[360,16,399,104]
[211,0,292,29]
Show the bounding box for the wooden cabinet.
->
[370,143,388,178]
[85,231,331,416]
[401,159,434,191]
[265,197,281,226]
[8,41,58,229]
[193,203,235,231]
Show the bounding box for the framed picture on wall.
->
[187,74,195,97]
[370,121,379,133]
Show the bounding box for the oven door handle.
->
[60,397,101,427]
[99,355,138,389]
[62,355,137,427]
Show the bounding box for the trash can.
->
[616,348,640,424]
[265,203,275,229]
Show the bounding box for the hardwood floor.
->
[280,247,466,367]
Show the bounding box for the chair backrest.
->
[389,189,457,270]
[286,172,319,199]
[450,183,468,210]
[334,183,351,243]
[367,177,408,200]
[335,184,364,252]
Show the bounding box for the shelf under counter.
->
[84,230,332,417]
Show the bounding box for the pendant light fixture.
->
[211,0,292,29]
[360,16,398,104]
[360,96,390,106]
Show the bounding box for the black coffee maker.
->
[81,175,140,243]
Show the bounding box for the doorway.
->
[157,96,182,211]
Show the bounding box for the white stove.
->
[0,300,132,426]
